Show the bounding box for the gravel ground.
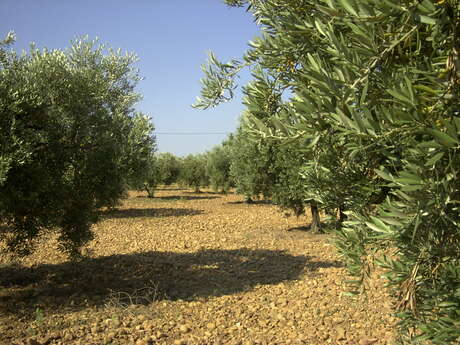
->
[0,189,397,345]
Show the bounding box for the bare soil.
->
[0,189,397,345]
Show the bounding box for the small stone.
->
[359,339,378,345]
[118,328,129,335]
[136,338,154,345]
[336,326,346,340]
[278,297,288,306]
[63,333,74,342]
[228,340,242,345]
[178,325,190,333]
[332,317,344,324]
[174,339,187,345]
[206,322,216,330]
[137,314,147,322]
[155,331,166,339]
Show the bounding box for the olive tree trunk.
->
[310,204,321,233]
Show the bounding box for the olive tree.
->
[140,152,181,198]
[179,154,209,192]
[206,143,233,193]
[156,152,181,186]
[0,34,156,258]
[228,125,275,202]
[195,0,460,343]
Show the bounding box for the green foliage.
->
[142,159,160,198]
[0,35,156,258]
[140,152,181,198]
[229,125,276,201]
[206,143,233,193]
[300,132,382,218]
[156,152,181,186]
[226,68,286,202]
[271,139,309,217]
[179,154,209,192]
[125,113,157,188]
[197,0,460,343]
[193,52,246,110]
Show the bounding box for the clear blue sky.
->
[0,0,259,156]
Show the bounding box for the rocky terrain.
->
[0,189,397,345]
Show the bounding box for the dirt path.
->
[0,189,396,345]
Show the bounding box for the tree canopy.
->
[195,0,460,343]
[0,34,156,258]
[179,154,209,192]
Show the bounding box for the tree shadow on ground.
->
[99,207,204,219]
[286,220,338,232]
[155,187,187,191]
[182,190,225,195]
[287,226,311,232]
[0,248,341,319]
[227,200,273,205]
[136,195,221,201]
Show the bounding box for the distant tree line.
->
[138,147,232,196]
